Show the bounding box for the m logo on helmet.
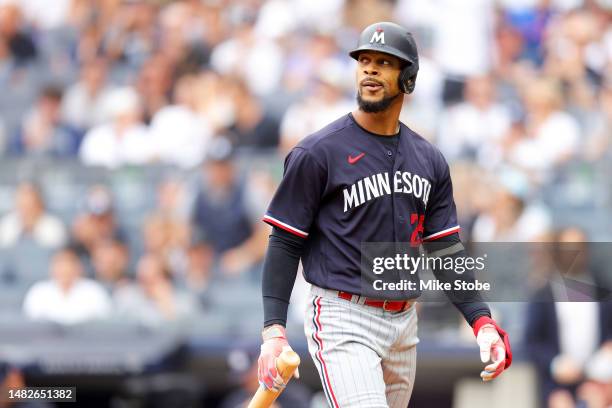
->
[370,28,385,44]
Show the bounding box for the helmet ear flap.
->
[399,67,417,94]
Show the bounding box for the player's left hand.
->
[258,325,300,392]
[473,316,512,382]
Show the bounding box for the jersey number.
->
[410,213,425,247]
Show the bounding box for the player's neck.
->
[352,101,403,136]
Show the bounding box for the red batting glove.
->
[473,316,512,381]
[257,325,299,391]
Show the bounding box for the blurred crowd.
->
[0,0,611,406]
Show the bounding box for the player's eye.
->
[359,56,370,64]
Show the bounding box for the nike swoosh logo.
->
[348,152,366,164]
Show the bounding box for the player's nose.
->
[362,62,379,76]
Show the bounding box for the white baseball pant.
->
[304,285,419,408]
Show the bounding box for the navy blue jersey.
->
[263,113,460,294]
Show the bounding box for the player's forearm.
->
[429,256,491,325]
[424,237,491,326]
[431,262,491,325]
[262,227,305,327]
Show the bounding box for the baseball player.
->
[257,22,512,407]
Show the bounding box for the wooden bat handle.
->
[247,349,301,408]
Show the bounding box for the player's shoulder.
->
[402,123,446,161]
[294,114,354,152]
[400,122,449,180]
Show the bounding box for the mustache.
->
[360,78,384,87]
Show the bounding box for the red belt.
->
[337,291,414,312]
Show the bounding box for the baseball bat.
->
[247,349,301,408]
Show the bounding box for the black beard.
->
[357,91,401,113]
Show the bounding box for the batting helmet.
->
[349,22,419,94]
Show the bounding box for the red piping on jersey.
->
[423,226,461,242]
[262,215,308,238]
[313,296,340,408]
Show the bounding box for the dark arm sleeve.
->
[261,146,325,327]
[422,153,489,327]
[423,234,491,326]
[262,227,306,328]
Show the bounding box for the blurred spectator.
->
[61,57,115,133]
[0,38,40,147]
[73,18,103,65]
[23,247,112,325]
[281,32,346,95]
[226,78,280,148]
[543,9,608,134]
[135,54,174,123]
[545,9,607,87]
[142,213,190,277]
[155,178,190,220]
[503,0,554,65]
[493,23,525,83]
[585,80,612,161]
[279,60,354,153]
[176,243,214,300]
[10,85,80,156]
[142,178,192,273]
[79,87,153,168]
[344,0,394,31]
[101,0,157,71]
[0,2,37,64]
[0,182,67,249]
[148,74,213,168]
[253,0,298,41]
[471,170,551,241]
[505,77,580,179]
[19,0,72,31]
[525,227,612,407]
[198,1,225,47]
[437,74,511,167]
[71,185,125,260]
[575,342,612,408]
[264,0,343,34]
[210,11,284,96]
[114,253,199,327]
[91,238,130,294]
[431,0,496,104]
[195,71,239,132]
[192,138,271,276]
[157,1,210,76]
